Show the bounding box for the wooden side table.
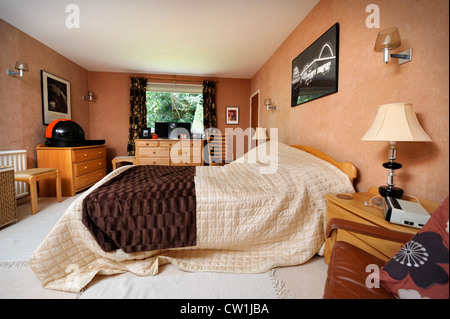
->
[323,188,440,264]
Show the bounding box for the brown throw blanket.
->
[82,165,196,253]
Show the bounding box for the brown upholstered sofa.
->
[323,196,449,299]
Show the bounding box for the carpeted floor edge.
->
[268,268,291,299]
[0,260,30,269]
[0,261,297,299]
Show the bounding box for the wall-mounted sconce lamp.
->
[7,61,29,77]
[265,99,276,110]
[374,27,412,65]
[82,91,95,102]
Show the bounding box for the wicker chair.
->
[0,166,17,227]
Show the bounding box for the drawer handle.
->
[84,153,88,157]
[84,166,88,170]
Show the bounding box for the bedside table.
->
[323,188,440,264]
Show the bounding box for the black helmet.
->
[45,119,86,147]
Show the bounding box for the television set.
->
[154,122,169,138]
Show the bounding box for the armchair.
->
[323,218,413,299]
[324,195,449,299]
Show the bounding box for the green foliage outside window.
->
[146,91,203,133]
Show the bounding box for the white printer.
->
[383,197,430,229]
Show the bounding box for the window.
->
[146,83,203,136]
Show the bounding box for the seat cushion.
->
[323,241,394,299]
[380,196,449,299]
[14,168,57,178]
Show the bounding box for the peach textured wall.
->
[251,0,449,203]
[87,72,130,171]
[0,19,89,168]
[87,72,251,171]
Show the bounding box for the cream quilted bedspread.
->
[30,142,354,292]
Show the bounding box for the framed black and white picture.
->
[291,23,339,107]
[41,71,71,124]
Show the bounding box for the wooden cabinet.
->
[36,144,106,197]
[323,189,440,264]
[135,139,204,166]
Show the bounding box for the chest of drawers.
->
[135,139,204,166]
[36,144,106,196]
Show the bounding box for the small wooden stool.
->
[112,156,136,170]
[14,168,62,215]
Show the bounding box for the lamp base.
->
[379,186,404,199]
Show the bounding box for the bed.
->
[30,141,356,292]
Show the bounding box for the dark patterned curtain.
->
[127,77,147,156]
[202,80,216,129]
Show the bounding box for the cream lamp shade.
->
[361,103,432,142]
[361,103,431,199]
[252,127,268,140]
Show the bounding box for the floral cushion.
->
[380,196,449,299]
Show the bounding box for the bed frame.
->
[290,145,357,184]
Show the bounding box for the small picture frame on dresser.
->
[140,127,150,138]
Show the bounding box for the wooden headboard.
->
[290,145,357,184]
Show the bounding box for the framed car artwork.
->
[291,23,339,106]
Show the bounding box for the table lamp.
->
[252,127,268,149]
[252,127,267,140]
[361,103,432,198]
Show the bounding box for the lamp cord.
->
[364,194,421,207]
[403,194,420,204]
[364,195,382,207]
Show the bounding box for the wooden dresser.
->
[36,144,106,196]
[135,139,204,166]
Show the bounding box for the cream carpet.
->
[80,271,280,299]
[0,194,328,299]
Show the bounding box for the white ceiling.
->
[0,0,319,78]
